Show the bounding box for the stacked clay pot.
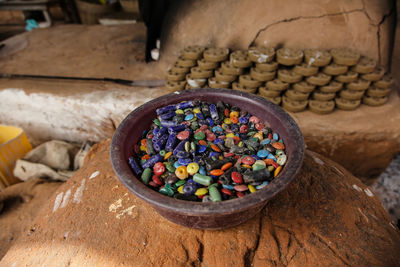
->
[166,46,394,114]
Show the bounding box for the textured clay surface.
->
[162,0,395,69]
[0,178,62,259]
[1,140,399,266]
[0,24,166,80]
[293,90,400,184]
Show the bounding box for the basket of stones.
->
[111,89,305,229]
[166,46,394,114]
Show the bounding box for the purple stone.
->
[141,154,163,169]
[165,132,177,151]
[128,156,142,176]
[156,104,176,115]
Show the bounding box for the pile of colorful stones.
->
[166,46,394,114]
[128,100,287,202]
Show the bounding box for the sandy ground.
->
[0,178,62,259]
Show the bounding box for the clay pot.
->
[111,88,305,229]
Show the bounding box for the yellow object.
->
[248,184,256,193]
[164,151,172,160]
[274,166,282,177]
[175,165,188,180]
[186,162,199,175]
[0,125,32,189]
[195,188,208,196]
[177,185,184,194]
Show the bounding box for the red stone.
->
[241,156,255,165]
[177,130,190,140]
[231,171,243,184]
[153,162,165,175]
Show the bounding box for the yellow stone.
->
[195,188,208,196]
[248,184,256,193]
[274,166,282,177]
[253,132,263,140]
[226,133,235,138]
[193,108,201,113]
[223,118,232,125]
[187,162,199,175]
[164,151,173,160]
[229,111,239,118]
[177,185,184,194]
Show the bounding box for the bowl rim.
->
[111,88,305,215]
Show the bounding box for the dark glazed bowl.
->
[111,88,305,230]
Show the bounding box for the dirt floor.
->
[0,178,62,259]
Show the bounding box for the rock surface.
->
[162,0,395,69]
[293,90,400,184]
[1,139,399,266]
[0,178,62,259]
[0,24,166,80]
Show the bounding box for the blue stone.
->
[222,184,235,190]
[182,182,197,195]
[256,181,269,189]
[257,150,270,158]
[261,138,271,145]
[267,154,277,161]
[209,151,220,158]
[206,118,214,126]
[273,133,279,140]
[212,126,223,134]
[199,165,206,175]
[185,113,194,121]
[197,145,207,153]
[238,116,248,124]
[213,138,224,144]
[173,161,181,168]
[195,113,204,120]
[178,158,191,166]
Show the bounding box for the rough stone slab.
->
[293,90,400,184]
[0,81,173,146]
[162,0,394,68]
[0,24,167,80]
[1,140,399,266]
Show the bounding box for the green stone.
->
[194,132,205,140]
[190,142,197,152]
[185,141,190,152]
[193,173,212,186]
[175,180,186,187]
[159,150,166,156]
[165,162,176,173]
[159,184,174,197]
[153,119,161,127]
[253,163,266,171]
[141,168,152,185]
[209,186,222,202]
[208,183,219,189]
[190,122,199,130]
